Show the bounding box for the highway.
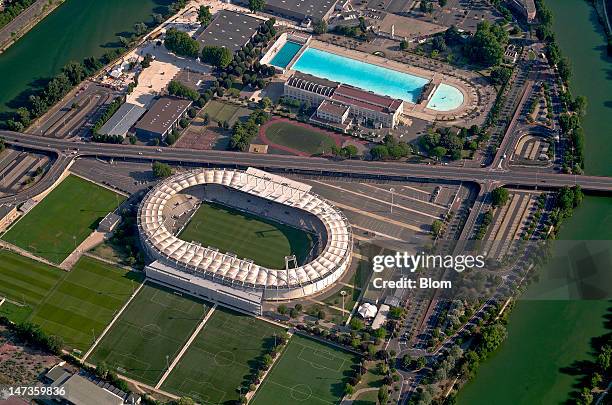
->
[2,131,612,206]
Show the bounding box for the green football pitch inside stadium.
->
[162,307,286,404]
[30,256,142,352]
[89,283,210,386]
[3,175,125,264]
[252,334,360,405]
[179,201,314,269]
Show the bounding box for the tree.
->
[490,66,512,85]
[399,40,409,50]
[134,22,147,36]
[401,354,412,369]
[350,318,364,331]
[176,398,195,405]
[313,19,328,35]
[431,146,447,159]
[198,5,212,26]
[377,386,389,405]
[491,187,509,207]
[259,96,272,110]
[464,21,507,67]
[277,304,288,315]
[167,80,199,101]
[248,0,266,12]
[141,53,153,68]
[439,0,447,6]
[431,219,443,238]
[152,161,172,178]
[370,145,389,160]
[164,28,199,58]
[201,45,233,69]
[415,356,426,369]
[62,61,85,85]
[344,383,355,396]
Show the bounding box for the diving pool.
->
[426,83,465,112]
[270,41,303,68]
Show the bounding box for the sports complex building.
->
[138,168,353,315]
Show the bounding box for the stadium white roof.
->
[138,168,352,290]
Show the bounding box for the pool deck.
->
[289,40,479,124]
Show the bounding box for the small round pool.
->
[426,83,464,111]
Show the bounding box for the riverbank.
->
[0,0,65,54]
[457,0,612,403]
[0,0,173,118]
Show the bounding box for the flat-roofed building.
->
[233,0,338,22]
[98,102,147,138]
[284,72,403,128]
[134,97,192,140]
[310,100,351,132]
[369,12,446,42]
[197,10,262,52]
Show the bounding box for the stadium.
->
[137,168,353,314]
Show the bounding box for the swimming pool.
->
[269,41,303,68]
[292,47,430,104]
[426,83,465,112]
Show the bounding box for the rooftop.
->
[317,100,350,117]
[286,72,338,97]
[98,102,147,137]
[236,0,338,21]
[332,84,403,113]
[197,10,262,52]
[135,97,192,136]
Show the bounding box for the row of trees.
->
[370,134,413,161]
[236,332,289,403]
[0,317,63,354]
[0,0,35,29]
[164,28,200,58]
[418,125,482,161]
[230,109,269,151]
[2,0,188,130]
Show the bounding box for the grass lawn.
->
[0,251,63,313]
[30,256,142,353]
[179,201,313,269]
[252,334,360,405]
[3,175,125,264]
[264,121,336,155]
[89,283,210,386]
[162,307,285,404]
[203,100,248,125]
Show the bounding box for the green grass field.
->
[30,256,142,352]
[3,175,125,263]
[264,121,336,155]
[179,202,313,269]
[89,283,210,386]
[252,334,360,405]
[203,100,249,125]
[162,307,285,404]
[0,251,63,310]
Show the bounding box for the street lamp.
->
[340,290,347,313]
[389,188,395,214]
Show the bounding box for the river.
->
[0,0,171,118]
[458,1,612,403]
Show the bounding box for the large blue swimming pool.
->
[292,47,429,104]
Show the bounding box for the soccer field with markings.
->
[179,201,313,269]
[3,175,125,263]
[252,334,360,405]
[89,283,210,386]
[162,307,286,404]
[29,256,142,352]
[0,251,63,322]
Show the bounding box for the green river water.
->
[458,1,612,404]
[0,0,170,116]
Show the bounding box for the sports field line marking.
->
[264,380,335,404]
[156,303,217,389]
[82,282,144,361]
[296,345,345,373]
